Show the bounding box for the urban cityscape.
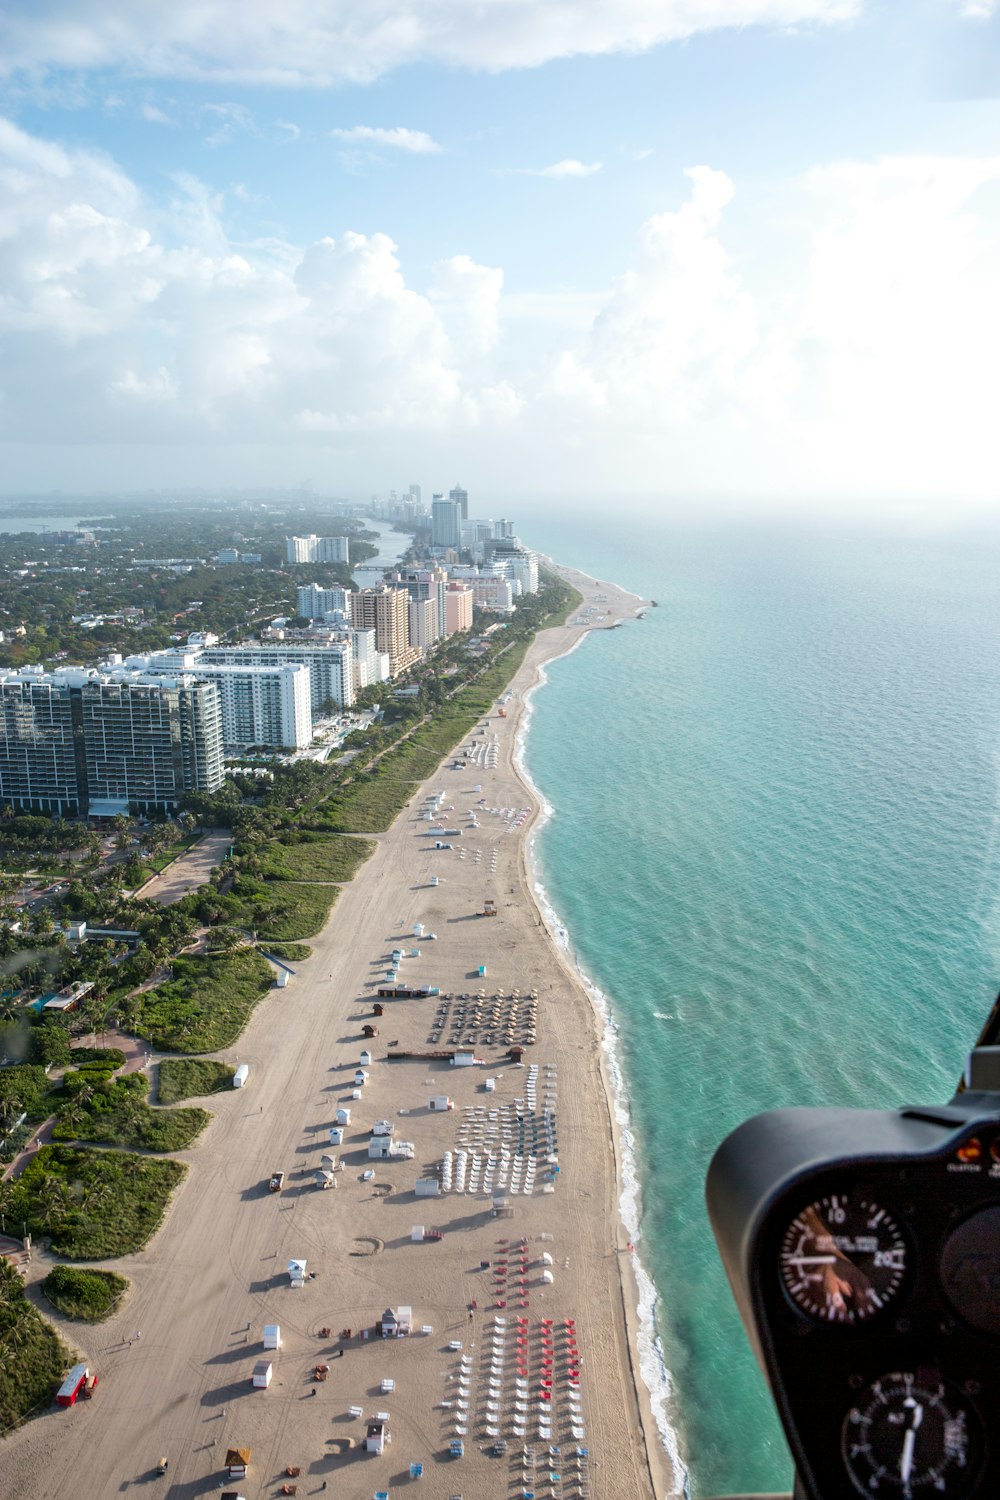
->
[0,489,539,818]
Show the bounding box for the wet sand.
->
[4,568,674,1500]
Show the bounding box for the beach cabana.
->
[288,1258,307,1287]
[263,1324,281,1350]
[251,1360,272,1389]
[365,1420,388,1453]
[225,1448,251,1478]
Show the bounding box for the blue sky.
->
[1,1,998,512]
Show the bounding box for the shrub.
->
[0,1260,71,1431]
[126,949,273,1053]
[41,1265,128,1322]
[16,1145,186,1259]
[157,1058,235,1104]
[51,1074,208,1152]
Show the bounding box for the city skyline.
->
[1,3,999,512]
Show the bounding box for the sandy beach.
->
[3,567,673,1500]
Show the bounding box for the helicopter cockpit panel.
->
[707,1094,1000,1500]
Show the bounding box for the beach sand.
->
[3,568,674,1500]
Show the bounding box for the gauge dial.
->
[779,1193,906,1323]
[842,1371,980,1499]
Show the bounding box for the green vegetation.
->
[41,1265,128,1322]
[258,941,311,961]
[0,1259,71,1431]
[122,948,273,1052]
[0,1062,52,1131]
[224,875,338,940]
[158,1057,235,1103]
[51,1073,208,1152]
[5,1144,186,1259]
[68,1047,125,1068]
[257,834,376,883]
[0,502,372,669]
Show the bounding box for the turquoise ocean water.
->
[517,512,1000,1498]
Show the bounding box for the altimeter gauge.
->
[842,1371,980,1499]
[779,1193,907,1323]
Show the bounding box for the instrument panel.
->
[707,1100,1000,1500]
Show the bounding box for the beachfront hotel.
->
[0,666,224,816]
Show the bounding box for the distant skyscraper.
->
[286,535,350,565]
[449,485,469,521]
[431,496,462,549]
[400,567,447,640]
[408,483,421,503]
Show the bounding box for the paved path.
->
[138,830,232,905]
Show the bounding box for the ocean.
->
[517,510,1000,1498]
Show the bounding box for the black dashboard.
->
[707,1094,1000,1500]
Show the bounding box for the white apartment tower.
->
[286,535,351,565]
[407,596,438,652]
[192,662,312,751]
[297,583,351,619]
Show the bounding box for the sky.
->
[1,0,999,512]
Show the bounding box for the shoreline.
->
[513,566,685,1500]
[2,563,676,1500]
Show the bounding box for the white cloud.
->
[0,2,861,86]
[329,125,442,153]
[141,103,175,125]
[0,117,510,444]
[528,159,603,178]
[952,1,997,17]
[542,165,765,422]
[201,101,258,146]
[429,254,504,355]
[4,113,1000,504]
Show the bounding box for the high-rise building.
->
[297,583,351,619]
[449,485,469,521]
[350,586,420,677]
[0,669,81,815]
[345,627,388,690]
[0,667,224,815]
[444,583,474,636]
[470,575,515,614]
[408,596,438,653]
[408,483,421,503]
[431,496,462,550]
[286,535,351,565]
[125,640,355,715]
[187,662,312,750]
[398,567,447,640]
[198,644,354,713]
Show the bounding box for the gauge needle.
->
[900,1402,923,1485]
[785,1256,838,1265]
